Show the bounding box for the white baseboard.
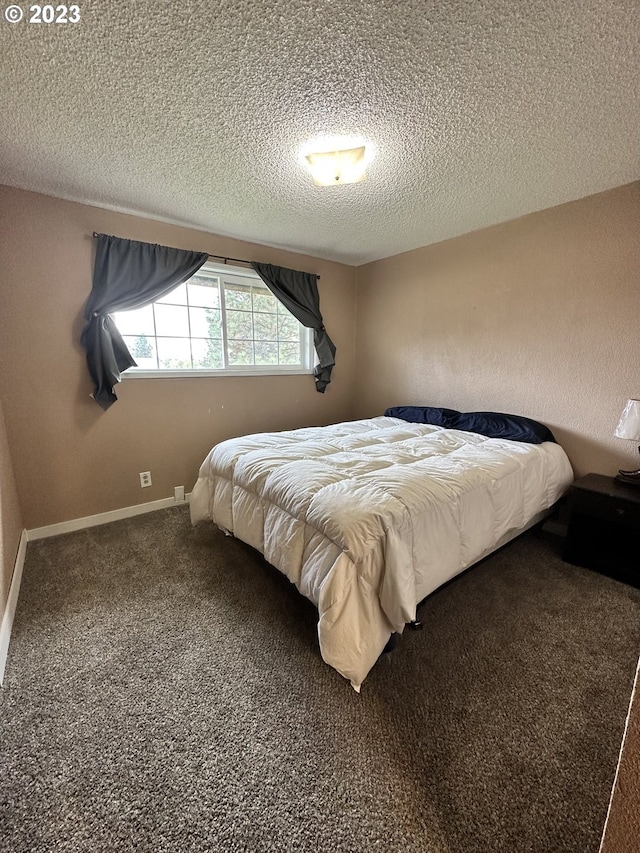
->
[27,494,190,541]
[0,529,28,685]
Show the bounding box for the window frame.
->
[114,261,315,379]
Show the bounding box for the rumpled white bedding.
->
[190,417,574,690]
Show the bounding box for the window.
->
[112,262,314,377]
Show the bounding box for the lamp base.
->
[615,468,640,486]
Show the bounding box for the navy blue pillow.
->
[452,411,555,444]
[384,406,460,427]
[385,406,555,444]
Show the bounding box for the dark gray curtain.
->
[81,234,208,410]
[251,262,336,392]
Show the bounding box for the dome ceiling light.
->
[300,137,373,187]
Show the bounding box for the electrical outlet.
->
[139,471,152,488]
[174,486,185,503]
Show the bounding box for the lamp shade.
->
[614,399,640,440]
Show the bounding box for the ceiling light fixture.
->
[304,146,367,186]
[300,137,373,187]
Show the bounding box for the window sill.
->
[121,368,314,379]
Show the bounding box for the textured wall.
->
[354,183,640,479]
[0,394,23,614]
[0,186,357,529]
[2,182,638,531]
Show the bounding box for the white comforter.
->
[190,417,573,690]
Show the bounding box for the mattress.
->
[190,416,574,690]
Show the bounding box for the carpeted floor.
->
[1,506,639,853]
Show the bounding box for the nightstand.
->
[563,473,640,587]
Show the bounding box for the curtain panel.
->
[251,262,336,392]
[81,234,208,410]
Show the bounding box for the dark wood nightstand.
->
[563,474,640,587]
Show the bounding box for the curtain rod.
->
[91,232,319,278]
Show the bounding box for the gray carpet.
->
[1,507,639,853]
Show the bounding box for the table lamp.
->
[614,398,640,485]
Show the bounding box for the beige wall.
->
[355,183,640,479]
[0,186,357,529]
[1,182,638,532]
[0,393,24,614]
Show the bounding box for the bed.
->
[190,411,574,690]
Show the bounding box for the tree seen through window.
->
[112,263,311,374]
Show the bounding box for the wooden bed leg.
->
[408,619,423,630]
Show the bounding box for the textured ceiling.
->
[1,0,638,265]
